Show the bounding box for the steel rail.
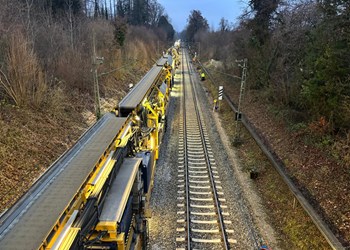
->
[198,60,346,250]
[181,48,192,250]
[185,50,230,250]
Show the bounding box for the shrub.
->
[0,32,47,108]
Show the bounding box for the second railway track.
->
[175,49,236,249]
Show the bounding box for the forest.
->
[0,0,174,110]
[4,0,348,138]
[184,0,350,164]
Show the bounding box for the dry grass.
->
[56,48,91,91]
[237,126,330,249]
[0,32,47,108]
[125,38,154,70]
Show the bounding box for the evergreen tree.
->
[248,0,280,44]
[301,0,350,129]
[117,0,167,27]
[104,6,108,20]
[116,0,129,18]
[94,0,99,18]
[131,0,149,25]
[50,0,82,15]
[185,10,209,42]
[158,15,174,41]
[113,17,128,46]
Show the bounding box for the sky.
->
[157,0,249,32]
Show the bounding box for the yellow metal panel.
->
[58,228,80,250]
[95,221,117,233]
[117,233,126,250]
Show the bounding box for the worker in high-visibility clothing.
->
[213,99,218,111]
[201,72,205,81]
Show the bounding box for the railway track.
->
[175,49,236,249]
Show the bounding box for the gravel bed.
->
[192,75,261,249]
[149,54,261,249]
[148,70,181,249]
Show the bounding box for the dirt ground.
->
[0,88,126,214]
[210,103,280,249]
[0,102,88,213]
[239,90,349,246]
[203,65,350,248]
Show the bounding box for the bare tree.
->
[219,17,230,32]
[109,0,113,19]
[66,0,74,50]
[24,0,35,45]
[0,0,21,34]
[148,0,165,26]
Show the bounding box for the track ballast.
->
[175,49,236,250]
